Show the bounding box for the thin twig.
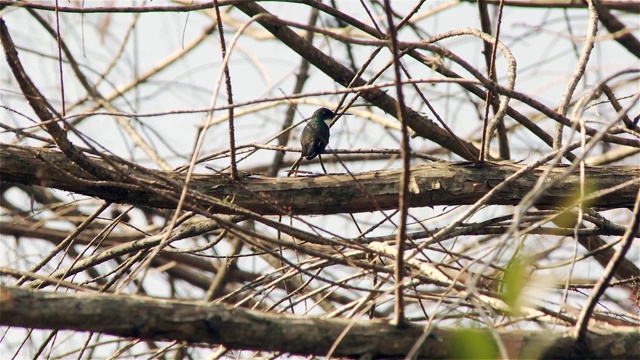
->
[269,10,318,177]
[133,13,268,287]
[212,0,238,179]
[478,0,509,161]
[383,0,409,328]
[553,0,598,149]
[54,0,66,120]
[574,185,640,341]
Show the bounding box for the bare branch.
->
[2,285,639,359]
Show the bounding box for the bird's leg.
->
[288,157,303,177]
[319,154,327,174]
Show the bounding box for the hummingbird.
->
[300,107,335,160]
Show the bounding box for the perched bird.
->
[300,107,335,160]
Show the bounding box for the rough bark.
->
[1,144,638,215]
[1,285,638,359]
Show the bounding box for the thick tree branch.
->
[1,144,638,215]
[593,1,640,58]
[1,285,638,359]
[0,286,640,359]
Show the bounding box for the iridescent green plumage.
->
[300,108,335,160]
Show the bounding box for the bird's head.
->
[312,107,336,122]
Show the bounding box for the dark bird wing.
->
[301,121,330,160]
[301,139,317,160]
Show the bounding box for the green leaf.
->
[500,255,531,316]
[450,329,499,359]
